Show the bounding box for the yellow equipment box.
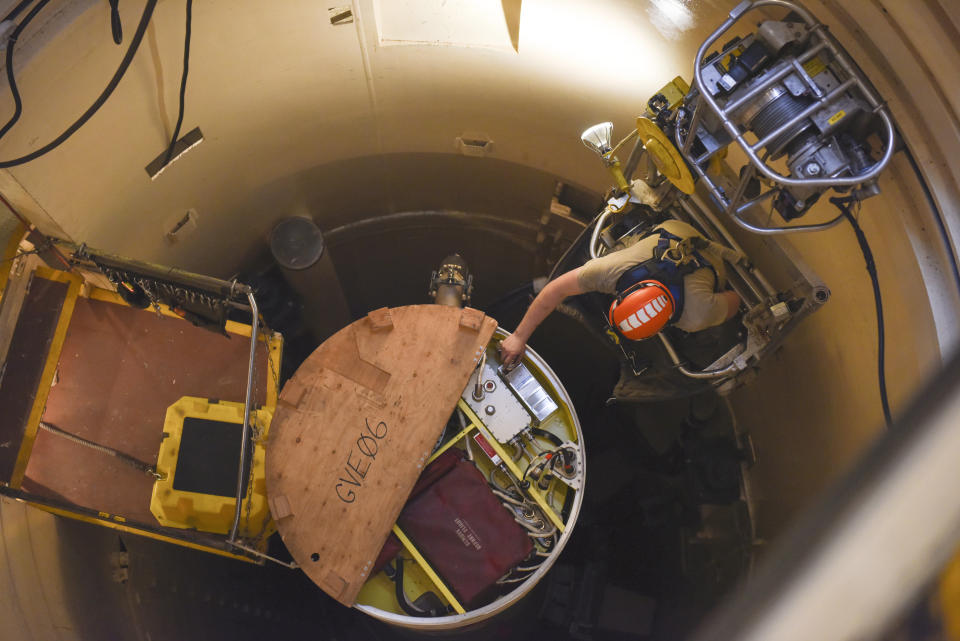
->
[151,396,273,538]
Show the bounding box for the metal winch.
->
[674,0,895,227]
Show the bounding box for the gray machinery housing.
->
[676,0,895,230]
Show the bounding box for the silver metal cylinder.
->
[229,291,259,543]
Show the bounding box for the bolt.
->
[485,405,496,416]
[483,380,496,392]
[805,162,821,176]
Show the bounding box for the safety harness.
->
[612,228,719,326]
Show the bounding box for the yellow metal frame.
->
[0,221,26,294]
[24,500,256,563]
[9,268,82,489]
[426,423,474,465]
[3,269,282,560]
[151,397,274,537]
[457,399,565,532]
[636,116,696,194]
[646,76,691,114]
[392,525,466,614]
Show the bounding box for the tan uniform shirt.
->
[577,220,741,333]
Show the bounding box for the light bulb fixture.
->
[580,122,614,156]
[581,121,630,192]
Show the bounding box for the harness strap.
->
[613,228,719,325]
[653,231,720,290]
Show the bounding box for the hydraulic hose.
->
[831,196,892,429]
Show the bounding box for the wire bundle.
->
[0,0,193,172]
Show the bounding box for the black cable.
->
[0,0,158,168]
[160,0,191,169]
[108,0,122,44]
[2,0,36,23]
[529,426,563,447]
[831,196,893,429]
[390,559,440,617]
[0,0,51,141]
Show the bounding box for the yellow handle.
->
[604,158,630,192]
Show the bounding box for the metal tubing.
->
[608,128,639,158]
[589,206,615,259]
[729,191,847,234]
[229,291,259,543]
[658,333,741,379]
[473,350,487,400]
[731,210,846,235]
[789,57,823,99]
[728,164,759,214]
[688,193,778,296]
[732,187,779,213]
[229,540,299,569]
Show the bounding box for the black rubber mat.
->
[172,417,251,498]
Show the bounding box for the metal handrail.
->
[229,291,259,544]
[589,205,617,259]
[658,332,742,379]
[222,294,309,569]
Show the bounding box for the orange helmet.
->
[608,280,675,340]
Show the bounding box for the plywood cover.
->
[265,304,497,605]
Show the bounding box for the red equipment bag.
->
[379,448,534,608]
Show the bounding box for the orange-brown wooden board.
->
[265,304,497,605]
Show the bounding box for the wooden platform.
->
[24,296,269,526]
[265,305,497,606]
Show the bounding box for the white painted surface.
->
[374,0,514,49]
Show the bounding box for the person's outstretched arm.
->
[498,267,585,367]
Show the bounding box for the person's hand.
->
[498,334,526,369]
